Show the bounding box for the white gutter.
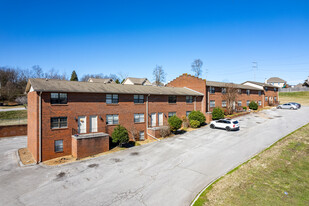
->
[146,94,160,142]
[39,91,42,163]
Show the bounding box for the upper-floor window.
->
[210,100,215,107]
[246,90,250,95]
[168,96,177,103]
[222,100,227,107]
[134,113,145,123]
[186,96,193,103]
[168,112,176,118]
[258,91,262,96]
[106,114,119,125]
[222,88,226,94]
[238,89,242,94]
[51,93,67,104]
[274,88,277,92]
[51,117,67,129]
[106,94,118,104]
[210,87,215,94]
[134,95,144,103]
[265,86,268,91]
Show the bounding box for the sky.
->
[0,0,308,84]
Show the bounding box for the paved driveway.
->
[1,107,309,206]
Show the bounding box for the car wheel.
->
[210,124,215,129]
[226,127,231,131]
[277,106,282,109]
[290,107,294,110]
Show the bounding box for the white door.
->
[90,115,98,133]
[151,113,156,127]
[158,113,163,126]
[78,116,87,133]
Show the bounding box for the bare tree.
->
[15,96,27,108]
[153,65,165,86]
[222,83,239,115]
[191,59,203,77]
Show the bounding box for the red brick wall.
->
[264,87,279,106]
[0,124,27,138]
[72,136,109,159]
[27,91,39,162]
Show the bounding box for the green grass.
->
[0,110,27,119]
[279,91,309,106]
[279,91,309,97]
[193,123,309,206]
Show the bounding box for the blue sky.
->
[0,0,308,84]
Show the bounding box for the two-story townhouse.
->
[26,78,203,162]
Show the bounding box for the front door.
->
[158,113,163,126]
[151,113,156,127]
[78,116,87,133]
[90,115,98,133]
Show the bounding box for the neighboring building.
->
[242,81,280,106]
[26,78,203,162]
[303,76,309,87]
[266,77,286,88]
[122,77,152,86]
[87,78,115,84]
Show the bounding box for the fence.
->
[0,118,27,126]
[279,87,309,92]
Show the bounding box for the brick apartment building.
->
[26,79,203,162]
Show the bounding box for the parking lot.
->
[1,107,309,206]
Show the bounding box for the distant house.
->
[87,78,115,84]
[303,76,309,87]
[266,77,286,88]
[122,77,152,86]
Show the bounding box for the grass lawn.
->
[279,91,309,106]
[194,123,309,206]
[0,110,27,119]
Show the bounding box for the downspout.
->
[194,96,196,111]
[39,91,42,163]
[146,94,160,141]
[207,88,210,112]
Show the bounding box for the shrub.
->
[249,101,258,110]
[168,115,183,132]
[182,116,189,128]
[112,125,129,147]
[223,109,229,115]
[190,120,200,128]
[160,126,171,138]
[243,106,247,111]
[188,111,206,124]
[212,107,224,120]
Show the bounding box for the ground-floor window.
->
[186,111,191,117]
[139,131,145,140]
[106,114,119,125]
[222,100,227,107]
[247,100,250,106]
[258,101,262,106]
[134,113,145,123]
[274,96,277,102]
[54,140,63,152]
[265,96,268,101]
[168,112,176,118]
[210,100,215,107]
[237,101,242,106]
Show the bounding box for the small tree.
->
[222,83,239,115]
[112,125,129,147]
[191,59,203,77]
[15,96,27,108]
[70,70,79,81]
[212,107,224,120]
[190,120,200,128]
[168,115,183,132]
[249,101,258,110]
[188,111,206,124]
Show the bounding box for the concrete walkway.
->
[0,107,26,112]
[0,107,309,206]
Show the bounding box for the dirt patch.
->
[88,163,99,168]
[110,158,122,163]
[130,152,139,156]
[55,172,66,180]
[44,155,76,166]
[18,148,36,165]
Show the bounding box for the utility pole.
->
[252,62,258,81]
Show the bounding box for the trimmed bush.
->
[243,106,247,111]
[112,125,129,147]
[212,107,224,120]
[168,115,183,132]
[190,120,200,128]
[188,111,206,124]
[249,101,258,110]
[160,126,171,138]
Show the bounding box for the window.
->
[222,88,226,94]
[246,90,250,95]
[237,101,242,106]
[186,96,193,103]
[51,117,67,129]
[258,101,262,106]
[134,113,145,123]
[186,111,191,117]
[168,112,176,118]
[54,140,63,152]
[209,87,215,94]
[51,93,67,104]
[168,96,177,103]
[265,87,268,91]
[265,96,268,101]
[238,89,242,94]
[258,91,262,96]
[247,100,250,106]
[106,114,119,125]
[274,88,277,92]
[106,94,118,104]
[139,131,145,141]
[274,96,277,102]
[210,100,215,107]
[134,95,144,103]
[222,100,227,107]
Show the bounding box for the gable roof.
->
[206,81,263,90]
[242,81,280,88]
[123,77,152,85]
[87,78,115,84]
[26,79,203,96]
[266,77,286,83]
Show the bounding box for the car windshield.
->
[233,121,238,124]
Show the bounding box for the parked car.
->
[288,102,301,109]
[277,103,298,110]
[210,119,240,131]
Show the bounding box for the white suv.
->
[210,119,240,131]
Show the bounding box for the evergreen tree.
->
[70,70,78,81]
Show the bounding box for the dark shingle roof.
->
[206,81,263,90]
[242,81,280,88]
[266,77,286,83]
